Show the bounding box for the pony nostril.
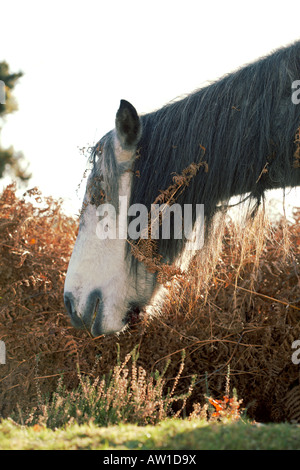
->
[64,292,84,329]
[64,292,76,318]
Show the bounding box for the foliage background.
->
[0,63,30,182]
[0,184,299,424]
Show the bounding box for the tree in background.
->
[0,62,31,182]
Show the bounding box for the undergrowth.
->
[17,347,193,428]
[1,184,299,424]
[13,347,243,430]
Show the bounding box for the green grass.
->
[1,418,300,450]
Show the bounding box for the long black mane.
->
[127,40,300,263]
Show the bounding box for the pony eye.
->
[95,144,103,158]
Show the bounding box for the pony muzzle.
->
[64,290,104,336]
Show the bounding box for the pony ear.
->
[115,100,141,149]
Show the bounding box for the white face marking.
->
[64,135,156,336]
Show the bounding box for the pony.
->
[64,40,300,336]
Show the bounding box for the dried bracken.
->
[0,184,300,423]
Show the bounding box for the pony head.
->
[64,100,156,336]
